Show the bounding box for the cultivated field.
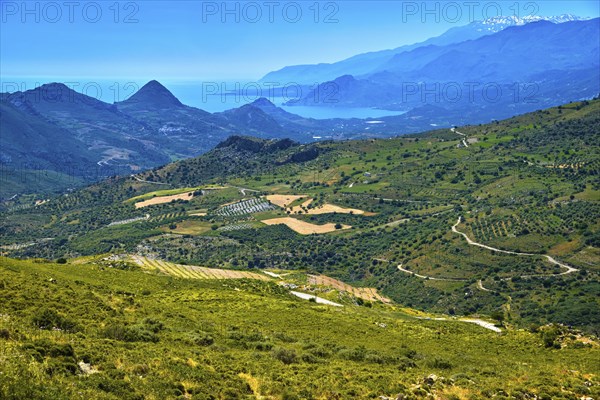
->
[214,198,275,216]
[272,195,367,215]
[303,203,366,215]
[265,194,307,208]
[261,217,351,234]
[135,192,195,208]
[308,274,391,303]
[131,255,270,280]
[289,198,314,213]
[163,220,211,235]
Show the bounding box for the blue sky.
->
[1,1,599,81]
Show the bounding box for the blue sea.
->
[1,77,405,120]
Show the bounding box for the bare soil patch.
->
[135,192,194,208]
[308,274,391,303]
[303,203,365,215]
[266,194,307,208]
[262,217,350,234]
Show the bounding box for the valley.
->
[2,4,599,399]
[2,99,598,337]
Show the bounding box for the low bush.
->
[31,309,79,332]
[272,347,298,364]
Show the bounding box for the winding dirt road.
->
[477,279,493,292]
[130,175,170,185]
[397,264,467,282]
[396,217,578,285]
[452,217,578,276]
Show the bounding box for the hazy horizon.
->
[2,1,598,81]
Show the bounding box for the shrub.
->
[308,346,331,359]
[141,318,164,333]
[427,357,453,369]
[45,359,79,376]
[338,346,366,362]
[252,341,273,351]
[542,329,561,349]
[22,339,78,376]
[192,334,214,347]
[32,309,79,332]
[397,357,417,371]
[301,353,318,363]
[282,391,300,400]
[273,332,297,343]
[22,339,75,360]
[102,322,160,343]
[272,347,298,364]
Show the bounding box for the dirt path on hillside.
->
[477,280,493,292]
[451,127,469,147]
[290,291,343,307]
[396,264,467,282]
[452,217,578,276]
[131,175,170,185]
[417,316,501,332]
[228,185,260,196]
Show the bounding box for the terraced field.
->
[219,223,255,231]
[214,198,275,216]
[261,217,351,234]
[131,255,271,280]
[135,192,195,208]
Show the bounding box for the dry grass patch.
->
[163,220,211,235]
[265,194,307,208]
[135,192,194,208]
[304,203,366,215]
[289,198,314,213]
[308,274,391,303]
[262,217,350,234]
[267,194,369,215]
[548,238,582,257]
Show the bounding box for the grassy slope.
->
[1,257,599,400]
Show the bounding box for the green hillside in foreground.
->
[1,257,599,400]
[1,99,599,337]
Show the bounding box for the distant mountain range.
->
[1,81,435,196]
[280,18,599,117]
[1,15,598,196]
[0,82,302,186]
[260,14,589,84]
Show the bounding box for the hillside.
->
[1,256,599,399]
[261,15,587,84]
[289,18,600,115]
[0,82,447,198]
[1,99,599,336]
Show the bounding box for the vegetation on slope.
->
[1,257,599,399]
[1,99,599,334]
